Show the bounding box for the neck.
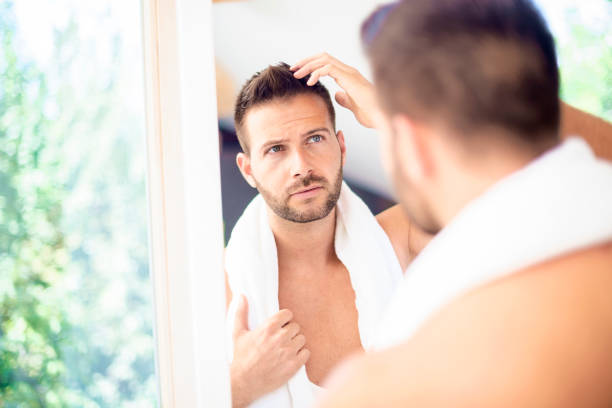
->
[268,207,338,273]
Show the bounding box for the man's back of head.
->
[359,0,564,234]
[362,0,560,151]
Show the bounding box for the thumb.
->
[335,91,355,111]
[233,294,249,337]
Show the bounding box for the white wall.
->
[212,0,395,199]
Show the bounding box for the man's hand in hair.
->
[291,53,379,129]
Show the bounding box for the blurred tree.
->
[1,1,156,407]
[557,4,612,121]
[0,2,74,406]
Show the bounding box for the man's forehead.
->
[244,94,333,144]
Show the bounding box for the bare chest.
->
[278,262,364,386]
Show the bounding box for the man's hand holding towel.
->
[230,295,310,407]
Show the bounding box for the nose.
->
[290,147,312,178]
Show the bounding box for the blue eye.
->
[267,145,283,154]
[308,135,322,143]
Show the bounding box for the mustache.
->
[287,173,327,194]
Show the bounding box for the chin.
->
[289,202,335,223]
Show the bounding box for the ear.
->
[391,114,434,184]
[336,130,347,167]
[236,152,257,188]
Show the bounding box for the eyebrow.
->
[259,128,331,153]
[260,137,289,154]
[302,127,331,137]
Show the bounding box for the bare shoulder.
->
[411,241,612,406]
[561,102,612,161]
[375,205,412,270]
[318,242,612,408]
[376,205,434,271]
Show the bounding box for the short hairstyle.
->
[234,62,336,154]
[362,0,560,146]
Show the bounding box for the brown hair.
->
[362,0,560,146]
[234,62,336,154]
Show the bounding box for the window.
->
[1,0,230,406]
[1,1,157,406]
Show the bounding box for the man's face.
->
[377,112,441,235]
[237,94,345,223]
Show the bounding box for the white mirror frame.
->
[141,0,230,406]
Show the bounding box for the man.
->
[228,36,612,408]
[288,1,612,406]
[224,63,432,407]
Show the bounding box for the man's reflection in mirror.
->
[222,63,429,407]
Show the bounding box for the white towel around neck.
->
[225,181,403,407]
[375,137,612,349]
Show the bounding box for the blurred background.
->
[0,0,610,406]
[0,1,156,406]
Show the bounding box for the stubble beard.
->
[390,145,441,235]
[256,166,343,223]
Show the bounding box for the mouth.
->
[290,186,323,198]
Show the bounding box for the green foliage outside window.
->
[540,0,612,121]
[0,1,156,406]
